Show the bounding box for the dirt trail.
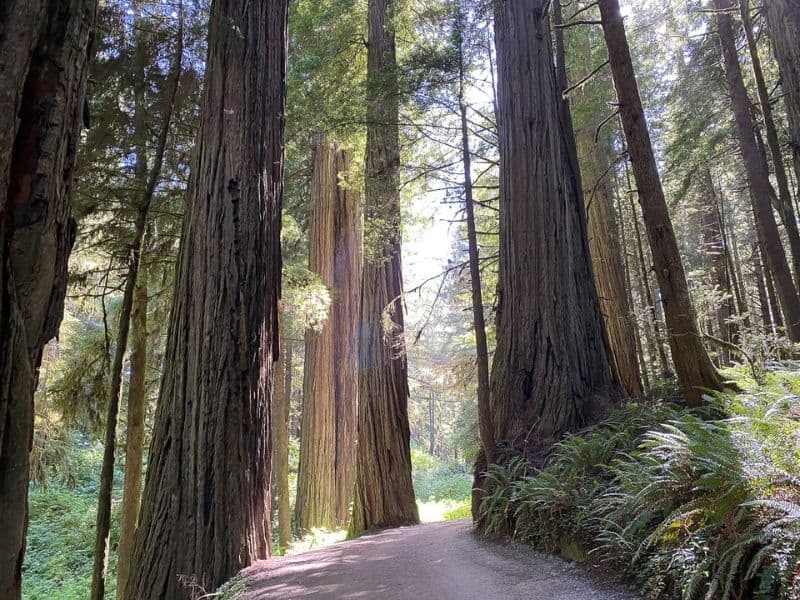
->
[243,519,640,599]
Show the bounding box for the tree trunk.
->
[698,166,734,365]
[271,334,292,549]
[428,394,436,456]
[350,0,419,535]
[115,264,148,600]
[91,15,182,599]
[125,0,287,597]
[764,0,800,188]
[488,0,620,455]
[614,180,650,391]
[762,243,785,331]
[580,133,644,398]
[599,0,727,406]
[740,0,800,288]
[715,0,800,341]
[456,5,495,465]
[623,156,670,378]
[296,142,361,532]
[0,1,96,596]
[753,246,774,332]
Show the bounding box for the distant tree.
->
[124,0,288,596]
[764,0,800,188]
[0,1,97,596]
[296,142,361,531]
[714,0,800,342]
[598,0,729,406]
[351,0,419,535]
[739,0,800,288]
[272,328,293,549]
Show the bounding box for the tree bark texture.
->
[599,0,727,406]
[125,0,287,597]
[115,267,148,600]
[296,142,361,532]
[0,1,96,596]
[350,0,419,534]
[765,0,800,188]
[579,132,644,398]
[715,0,800,342]
[271,336,292,549]
[489,0,620,452]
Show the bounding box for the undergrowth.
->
[23,441,121,600]
[412,447,472,522]
[476,365,800,600]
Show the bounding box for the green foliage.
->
[411,447,472,502]
[23,444,120,600]
[475,378,800,600]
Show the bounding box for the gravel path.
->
[243,519,640,599]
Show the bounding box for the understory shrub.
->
[411,447,472,502]
[476,374,800,600]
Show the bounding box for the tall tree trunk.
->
[764,0,800,188]
[0,1,96,596]
[456,2,494,465]
[350,0,419,535]
[271,334,292,549]
[698,167,733,365]
[552,0,640,398]
[428,394,436,456]
[615,182,650,391]
[715,0,800,341]
[629,197,661,380]
[296,142,361,532]
[115,264,148,600]
[762,243,785,331]
[599,0,727,406]
[753,246,774,332]
[740,0,800,288]
[125,0,287,597]
[488,0,620,455]
[90,17,182,598]
[580,133,644,398]
[716,186,750,330]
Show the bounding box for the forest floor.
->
[242,519,639,599]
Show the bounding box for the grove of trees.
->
[3,0,800,598]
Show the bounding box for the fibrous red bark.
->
[489,0,620,452]
[350,0,419,534]
[296,142,361,532]
[0,1,97,596]
[125,0,287,597]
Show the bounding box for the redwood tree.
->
[124,0,287,597]
[350,0,419,535]
[580,132,644,398]
[489,0,620,454]
[296,142,361,532]
[598,0,728,406]
[714,0,800,341]
[764,0,800,187]
[0,1,97,596]
[271,334,292,549]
